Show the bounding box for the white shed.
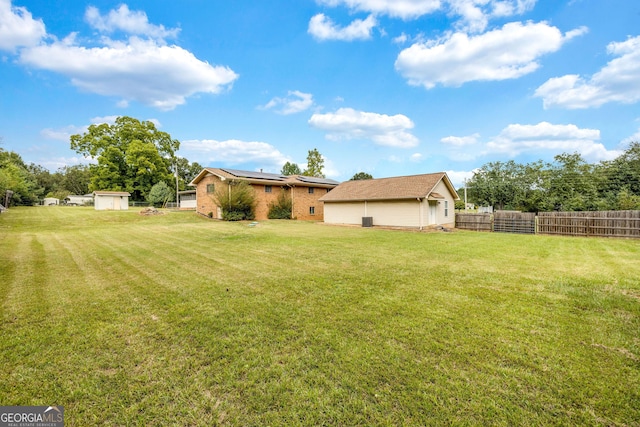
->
[43,197,59,206]
[319,172,459,229]
[93,191,130,210]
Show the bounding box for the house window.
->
[206,184,215,193]
[265,185,272,193]
[444,201,449,217]
[309,206,315,215]
[308,187,314,194]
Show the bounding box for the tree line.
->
[465,143,640,212]
[1,116,345,207]
[0,117,204,206]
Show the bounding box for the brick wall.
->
[292,186,330,220]
[195,174,224,218]
[195,174,331,221]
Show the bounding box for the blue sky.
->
[1,0,639,187]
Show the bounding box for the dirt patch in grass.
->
[139,207,165,216]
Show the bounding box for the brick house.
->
[189,168,339,220]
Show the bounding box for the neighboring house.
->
[93,191,130,210]
[178,190,196,209]
[319,172,460,229]
[43,197,59,206]
[189,168,339,221]
[65,194,94,206]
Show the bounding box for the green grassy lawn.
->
[1,207,639,426]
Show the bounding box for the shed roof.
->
[189,167,340,188]
[319,172,459,202]
[93,191,131,196]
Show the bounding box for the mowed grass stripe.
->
[0,207,639,425]
[20,222,230,424]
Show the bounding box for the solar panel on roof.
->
[221,168,286,181]
[297,176,339,185]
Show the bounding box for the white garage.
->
[93,191,130,210]
[320,172,459,229]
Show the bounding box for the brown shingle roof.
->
[319,172,457,202]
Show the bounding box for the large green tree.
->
[0,148,42,205]
[547,153,598,211]
[281,161,302,176]
[302,148,325,178]
[70,116,179,201]
[467,160,524,210]
[350,172,373,181]
[175,157,203,190]
[597,141,640,208]
[59,164,91,196]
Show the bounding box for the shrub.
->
[214,181,256,221]
[268,190,292,219]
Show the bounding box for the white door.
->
[428,201,437,225]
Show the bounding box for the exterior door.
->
[113,197,120,210]
[428,201,437,225]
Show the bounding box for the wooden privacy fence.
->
[454,213,492,231]
[456,210,640,238]
[538,211,640,238]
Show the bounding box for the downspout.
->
[418,198,423,230]
[289,184,294,219]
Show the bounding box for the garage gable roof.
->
[319,172,459,202]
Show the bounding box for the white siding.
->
[94,195,129,210]
[323,202,366,224]
[367,200,422,227]
[324,200,425,227]
[180,200,197,209]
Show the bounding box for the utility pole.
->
[175,161,179,209]
[464,179,468,210]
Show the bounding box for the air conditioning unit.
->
[362,217,373,227]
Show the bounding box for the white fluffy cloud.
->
[535,35,640,109]
[316,0,441,20]
[308,13,377,41]
[316,0,536,28]
[441,133,480,146]
[0,0,46,52]
[19,35,238,111]
[309,107,419,148]
[37,156,93,170]
[181,139,290,167]
[84,4,180,40]
[448,0,536,32]
[261,91,314,115]
[486,122,621,161]
[9,4,237,110]
[41,115,159,141]
[395,22,586,88]
[445,169,476,187]
[40,125,87,141]
[621,127,640,146]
